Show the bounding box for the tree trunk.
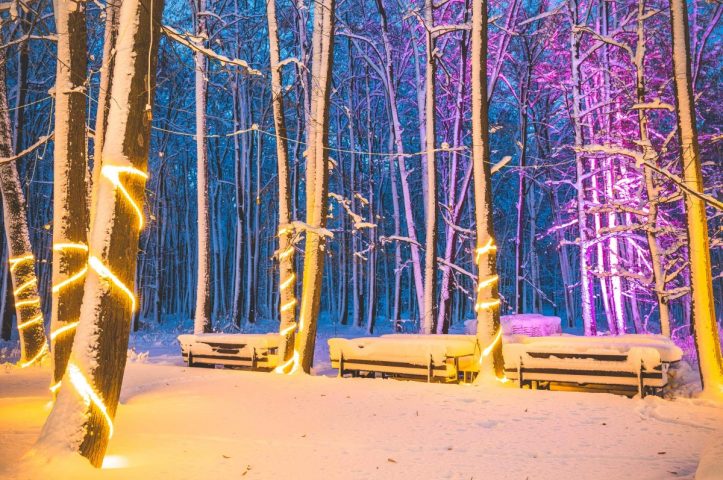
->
[0,51,46,366]
[421,0,437,334]
[471,0,503,377]
[669,0,722,393]
[192,0,212,334]
[49,0,89,392]
[38,0,164,465]
[294,0,335,373]
[267,0,298,370]
[568,0,596,335]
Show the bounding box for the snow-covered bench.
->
[328,334,480,383]
[178,333,282,370]
[502,334,683,397]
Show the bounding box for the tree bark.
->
[38,0,164,465]
[669,0,722,393]
[0,51,46,366]
[50,0,89,392]
[267,0,298,369]
[295,0,335,373]
[471,0,503,377]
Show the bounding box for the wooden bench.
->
[502,334,683,397]
[328,334,480,383]
[178,333,282,371]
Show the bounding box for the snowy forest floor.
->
[1,318,722,479]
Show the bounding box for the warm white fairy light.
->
[51,265,89,294]
[20,342,48,368]
[13,278,37,296]
[67,363,114,438]
[8,253,34,273]
[280,298,297,313]
[279,273,296,291]
[17,313,43,330]
[49,380,62,394]
[100,165,149,229]
[50,321,79,341]
[14,297,41,308]
[278,246,294,260]
[88,256,137,311]
[477,274,498,291]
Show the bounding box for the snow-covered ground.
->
[1,317,721,479]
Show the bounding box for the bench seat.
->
[328,335,480,382]
[178,333,282,370]
[502,334,682,396]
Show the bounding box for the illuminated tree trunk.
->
[568,0,596,335]
[420,0,437,334]
[50,0,89,393]
[0,51,46,366]
[669,0,722,393]
[471,0,503,377]
[192,0,212,334]
[267,0,298,367]
[634,0,670,336]
[295,0,335,373]
[38,0,164,466]
[90,0,120,226]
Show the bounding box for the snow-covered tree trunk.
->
[90,0,120,226]
[421,0,437,334]
[192,0,212,334]
[634,0,670,336]
[37,0,164,465]
[50,0,89,393]
[568,0,596,335]
[267,0,298,368]
[374,0,424,320]
[0,51,46,367]
[668,0,722,393]
[294,0,335,373]
[471,0,503,377]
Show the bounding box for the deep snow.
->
[1,340,722,479]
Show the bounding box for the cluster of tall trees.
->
[0,0,721,465]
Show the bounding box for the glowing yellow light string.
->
[67,363,114,438]
[51,265,89,294]
[477,274,498,291]
[8,254,34,273]
[50,321,80,341]
[20,342,48,368]
[274,225,301,375]
[88,256,136,311]
[17,313,43,330]
[49,380,62,394]
[100,165,149,230]
[13,278,37,296]
[14,297,41,308]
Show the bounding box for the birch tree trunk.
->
[192,0,212,334]
[294,0,335,373]
[471,0,503,377]
[568,0,596,335]
[38,0,164,465]
[50,0,89,392]
[267,0,298,368]
[421,0,437,334]
[634,0,671,336]
[0,51,46,366]
[669,0,722,393]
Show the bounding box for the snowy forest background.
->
[0,0,721,345]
